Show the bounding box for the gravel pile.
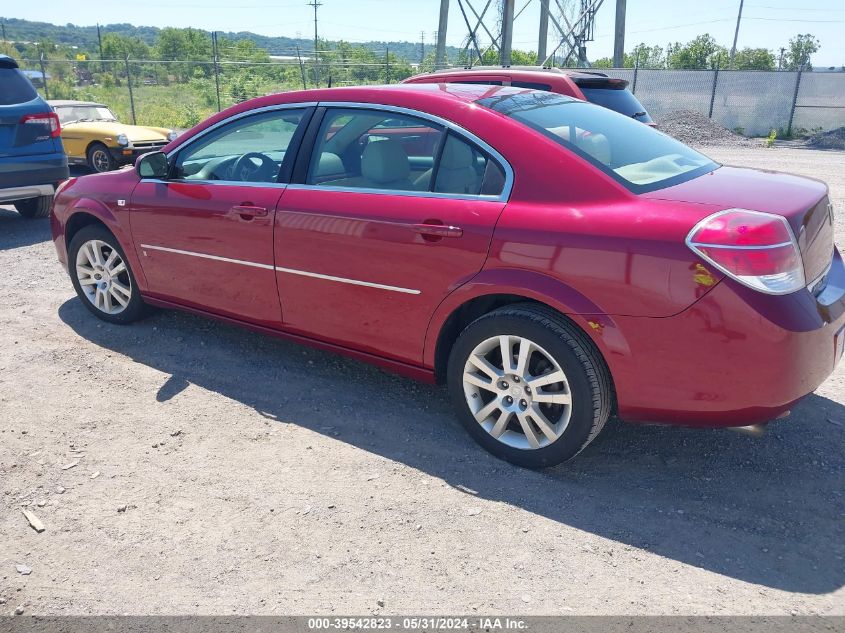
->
[806,127,845,150]
[657,109,759,148]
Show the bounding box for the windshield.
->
[578,86,653,123]
[477,91,716,193]
[55,105,117,125]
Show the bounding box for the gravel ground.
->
[1,147,844,616]
[658,110,760,148]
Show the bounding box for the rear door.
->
[273,105,511,364]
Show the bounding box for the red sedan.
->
[50,84,843,468]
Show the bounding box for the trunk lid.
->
[644,165,835,287]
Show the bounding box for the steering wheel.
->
[231,152,277,182]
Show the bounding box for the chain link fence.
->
[21,56,845,137]
[22,52,409,130]
[605,67,844,137]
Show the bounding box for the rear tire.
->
[14,195,53,219]
[87,142,116,173]
[447,303,613,469]
[68,224,147,324]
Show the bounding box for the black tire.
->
[68,224,147,324]
[14,195,53,219]
[447,303,613,469]
[87,142,116,173]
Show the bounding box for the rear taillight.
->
[20,112,61,138]
[686,209,805,295]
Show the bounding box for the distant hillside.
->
[0,16,462,62]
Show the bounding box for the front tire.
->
[87,142,116,173]
[14,195,53,219]
[68,225,146,324]
[447,304,613,469]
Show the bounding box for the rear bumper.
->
[0,182,55,204]
[610,247,845,427]
[0,152,69,196]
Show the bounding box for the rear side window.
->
[579,87,653,123]
[0,68,38,106]
[511,81,552,91]
[307,108,445,191]
[434,133,503,197]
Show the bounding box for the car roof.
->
[269,83,576,107]
[48,100,107,107]
[0,54,19,69]
[421,66,610,80]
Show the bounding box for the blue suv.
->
[0,54,69,218]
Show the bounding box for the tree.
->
[785,34,820,70]
[732,47,775,70]
[101,33,150,60]
[667,34,727,70]
[625,43,664,69]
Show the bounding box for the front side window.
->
[174,109,306,183]
[478,90,716,193]
[307,109,445,192]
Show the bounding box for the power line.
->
[307,0,322,86]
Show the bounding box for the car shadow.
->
[58,298,845,595]
[0,206,52,250]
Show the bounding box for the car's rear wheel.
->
[68,225,146,324]
[14,195,53,219]
[87,142,115,173]
[447,303,613,469]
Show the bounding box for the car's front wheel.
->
[87,142,116,173]
[14,195,53,219]
[68,225,146,324]
[447,304,613,469]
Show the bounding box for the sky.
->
[5,0,845,66]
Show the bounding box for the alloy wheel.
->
[75,239,133,315]
[462,335,572,450]
[91,149,111,172]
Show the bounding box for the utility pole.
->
[435,0,449,69]
[420,31,425,64]
[728,0,743,68]
[500,0,515,67]
[97,23,103,59]
[613,0,626,68]
[778,46,785,70]
[307,0,322,87]
[537,0,549,64]
[211,31,221,112]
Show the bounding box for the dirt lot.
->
[1,146,843,616]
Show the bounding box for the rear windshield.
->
[0,68,38,106]
[579,86,653,123]
[478,91,716,194]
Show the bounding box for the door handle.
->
[229,205,268,220]
[414,223,463,239]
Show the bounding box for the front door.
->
[274,106,510,364]
[129,106,311,327]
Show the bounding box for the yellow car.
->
[49,100,177,173]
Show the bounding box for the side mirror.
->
[136,151,169,179]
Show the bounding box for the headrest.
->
[315,152,343,177]
[361,140,410,184]
[440,139,475,169]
